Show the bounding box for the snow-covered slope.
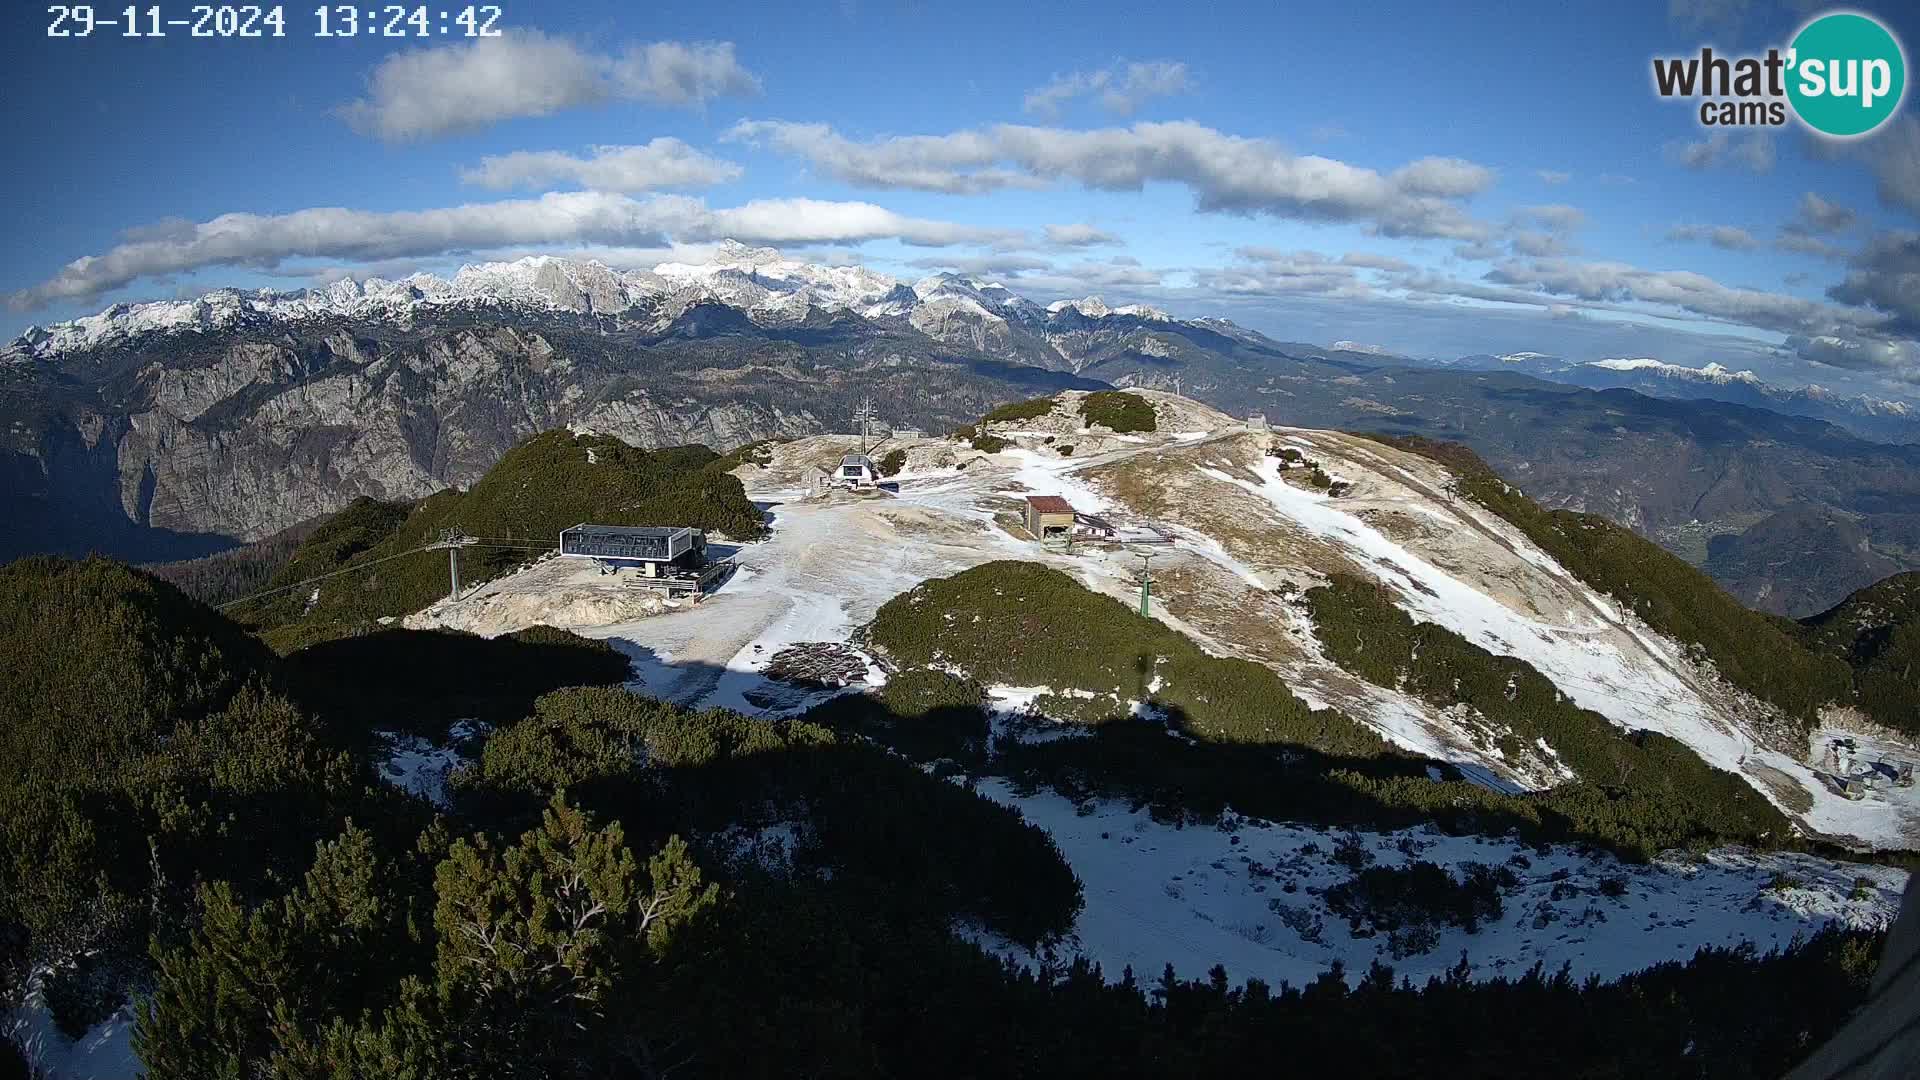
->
[973,782,1904,989]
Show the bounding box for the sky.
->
[3,0,1919,400]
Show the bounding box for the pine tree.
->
[430,794,715,1078]
[135,882,291,1080]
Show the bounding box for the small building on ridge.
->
[1025,495,1077,540]
[839,453,879,489]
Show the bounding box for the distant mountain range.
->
[5,242,1918,615]
[1421,352,1920,445]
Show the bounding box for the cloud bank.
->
[340,33,760,141]
[5,193,1018,308]
[726,120,1497,239]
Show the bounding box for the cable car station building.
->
[559,524,710,582]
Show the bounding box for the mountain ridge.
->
[7,244,1920,618]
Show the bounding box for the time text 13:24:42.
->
[46,6,504,38]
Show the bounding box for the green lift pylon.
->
[1136,551,1158,616]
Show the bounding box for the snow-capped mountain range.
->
[1585,357,1765,385]
[4,241,1175,363]
[1581,358,1912,415]
[1557,355,1917,441]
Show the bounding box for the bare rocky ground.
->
[411,389,1920,848]
[405,553,685,635]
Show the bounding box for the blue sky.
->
[4,0,1918,397]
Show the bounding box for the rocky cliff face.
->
[0,309,1097,559]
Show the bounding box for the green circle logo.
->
[1787,12,1906,137]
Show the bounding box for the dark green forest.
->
[1799,571,1920,738]
[145,517,328,608]
[0,555,1895,1077]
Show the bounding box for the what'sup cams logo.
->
[1653,10,1906,138]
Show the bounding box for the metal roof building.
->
[558,524,705,565]
[1025,495,1077,540]
[838,453,878,487]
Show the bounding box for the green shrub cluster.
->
[460,686,1079,946]
[805,668,990,764]
[877,448,909,477]
[134,797,717,1079]
[1800,572,1920,738]
[867,561,1388,758]
[1325,861,1517,956]
[705,438,779,472]
[0,558,392,1038]
[1356,434,1854,725]
[233,430,767,646]
[982,397,1058,423]
[971,432,1012,454]
[1077,390,1158,433]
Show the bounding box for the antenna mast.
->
[854,395,877,452]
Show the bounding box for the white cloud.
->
[1536,169,1573,185]
[723,122,1040,194]
[1666,223,1761,251]
[700,198,1018,248]
[1515,204,1586,231]
[339,32,759,141]
[1393,158,1498,198]
[1809,115,1920,218]
[460,140,743,193]
[1484,257,1854,336]
[1192,249,1378,299]
[1775,231,1849,260]
[1023,60,1192,118]
[1791,192,1856,234]
[1667,0,1753,32]
[1341,252,1415,272]
[1042,223,1118,248]
[5,193,1019,309]
[1505,204,1586,257]
[608,41,762,106]
[1666,131,1776,173]
[1007,256,1168,296]
[1788,334,1920,380]
[728,119,1497,240]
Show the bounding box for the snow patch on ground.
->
[975,780,1907,988]
[376,721,485,807]
[4,974,139,1080]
